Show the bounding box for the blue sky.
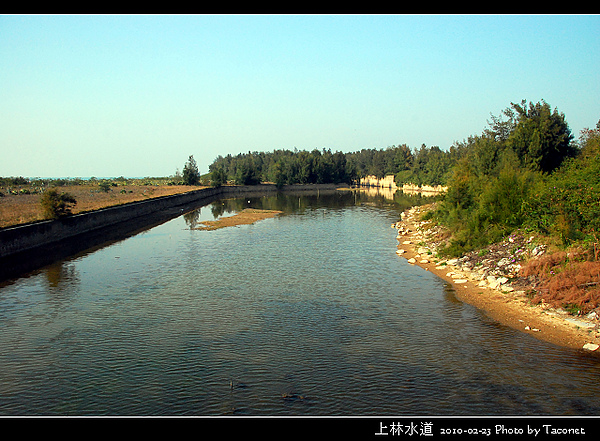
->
[1,14,599,178]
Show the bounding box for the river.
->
[1,191,599,416]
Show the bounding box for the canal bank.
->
[0,183,346,281]
[394,204,600,354]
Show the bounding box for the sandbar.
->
[195,208,283,230]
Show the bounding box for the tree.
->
[579,119,600,159]
[234,156,261,185]
[182,155,200,186]
[506,100,576,173]
[210,166,227,187]
[40,189,77,219]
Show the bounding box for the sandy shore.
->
[394,205,600,354]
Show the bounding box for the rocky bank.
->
[393,204,600,353]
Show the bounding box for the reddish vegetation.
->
[520,250,600,314]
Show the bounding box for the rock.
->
[583,343,600,351]
[566,318,597,329]
[407,258,416,264]
[531,245,546,257]
[396,249,406,255]
[454,279,468,284]
[417,247,429,255]
[402,240,412,245]
[420,259,429,264]
[497,258,512,267]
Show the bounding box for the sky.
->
[1,14,599,178]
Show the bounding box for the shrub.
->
[520,250,600,314]
[40,189,77,219]
[98,181,112,192]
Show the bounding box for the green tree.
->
[234,156,261,185]
[210,166,227,187]
[40,189,77,219]
[579,119,600,159]
[506,100,576,173]
[182,155,200,186]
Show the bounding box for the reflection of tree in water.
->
[183,208,201,229]
[201,190,439,224]
[44,261,80,300]
[211,202,226,219]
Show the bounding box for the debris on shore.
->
[393,204,600,352]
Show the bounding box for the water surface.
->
[1,191,599,415]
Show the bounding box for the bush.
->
[523,155,600,245]
[40,189,77,219]
[98,181,112,192]
[520,250,600,314]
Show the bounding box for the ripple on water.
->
[1,194,600,415]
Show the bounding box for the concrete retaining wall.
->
[0,183,345,260]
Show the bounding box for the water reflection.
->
[0,191,599,416]
[182,208,201,229]
[45,261,79,292]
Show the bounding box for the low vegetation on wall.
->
[0,177,205,228]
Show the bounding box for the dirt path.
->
[394,205,600,354]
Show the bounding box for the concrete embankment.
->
[0,183,344,281]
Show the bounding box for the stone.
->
[454,279,468,284]
[396,249,406,255]
[407,258,416,264]
[420,259,429,264]
[497,258,510,267]
[583,343,599,351]
[566,318,597,329]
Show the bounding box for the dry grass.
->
[194,208,283,230]
[520,249,600,314]
[0,184,205,228]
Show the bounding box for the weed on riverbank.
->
[520,250,600,315]
[410,204,600,319]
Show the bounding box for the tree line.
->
[202,99,599,256]
[207,142,463,188]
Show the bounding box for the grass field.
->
[0,179,206,228]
